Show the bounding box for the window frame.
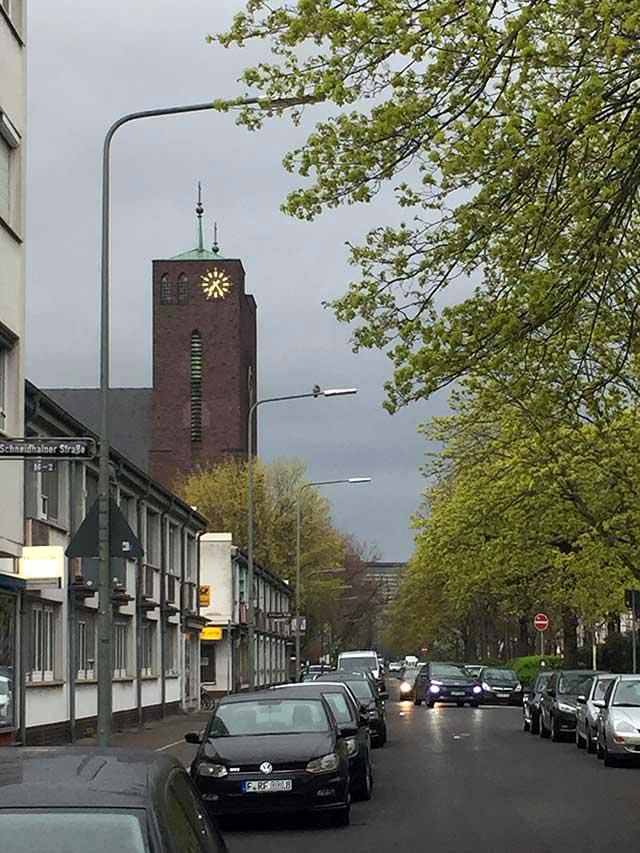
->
[76,614,96,681]
[113,620,128,679]
[28,603,56,683]
[160,273,172,305]
[0,345,7,433]
[141,620,155,677]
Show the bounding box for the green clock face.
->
[201,268,232,300]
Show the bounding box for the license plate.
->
[451,691,465,697]
[242,780,293,793]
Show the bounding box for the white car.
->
[337,650,381,682]
[596,674,640,766]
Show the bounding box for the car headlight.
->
[614,720,636,734]
[197,762,228,778]
[431,680,443,686]
[429,684,441,694]
[472,685,482,694]
[306,753,339,774]
[557,702,575,714]
[482,682,491,691]
[515,682,522,691]
[400,681,412,693]
[345,737,358,757]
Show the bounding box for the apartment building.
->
[199,533,292,696]
[19,383,208,744]
[0,0,26,746]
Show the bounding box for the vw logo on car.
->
[259,762,273,775]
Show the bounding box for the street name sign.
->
[534,613,549,632]
[0,437,97,459]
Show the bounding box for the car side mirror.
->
[379,691,389,700]
[359,712,369,726]
[339,724,359,738]
[593,700,605,709]
[184,731,203,744]
[547,689,556,698]
[576,695,587,705]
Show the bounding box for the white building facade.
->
[19,384,207,744]
[0,0,27,746]
[200,533,292,696]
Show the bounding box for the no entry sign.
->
[534,613,549,632]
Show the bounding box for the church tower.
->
[149,187,257,490]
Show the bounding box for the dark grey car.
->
[523,671,552,734]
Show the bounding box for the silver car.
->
[575,674,614,753]
[595,675,640,766]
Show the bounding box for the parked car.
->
[187,688,352,825]
[478,667,523,705]
[315,670,388,747]
[576,674,615,753]
[539,670,599,741]
[0,747,228,852]
[595,674,640,766]
[523,671,553,734]
[337,650,385,692]
[414,662,483,707]
[270,681,373,800]
[398,666,422,701]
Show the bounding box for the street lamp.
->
[96,95,314,747]
[295,477,371,678]
[246,388,357,690]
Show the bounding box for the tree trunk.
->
[562,607,579,667]
[516,616,529,657]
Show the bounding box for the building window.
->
[166,573,176,604]
[0,109,21,226]
[190,331,203,443]
[29,604,56,682]
[0,346,7,433]
[160,273,172,304]
[177,273,189,304]
[0,593,16,728]
[40,463,60,521]
[143,564,155,599]
[166,624,177,675]
[77,615,96,680]
[113,621,128,678]
[146,511,160,566]
[141,620,155,676]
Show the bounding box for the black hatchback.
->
[0,747,228,853]
[414,662,483,707]
[315,671,388,747]
[187,688,353,825]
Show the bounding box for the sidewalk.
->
[78,710,211,752]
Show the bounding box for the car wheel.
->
[530,712,540,735]
[540,714,550,739]
[414,697,422,706]
[426,700,435,708]
[353,759,373,801]
[456,702,464,707]
[576,727,585,749]
[471,702,480,708]
[586,725,596,755]
[596,737,604,760]
[523,716,531,732]
[551,716,562,742]
[603,746,618,767]
[375,725,387,747]
[333,796,351,827]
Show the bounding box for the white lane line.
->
[156,738,188,752]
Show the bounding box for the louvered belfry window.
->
[191,330,203,442]
[160,273,172,304]
[177,272,189,304]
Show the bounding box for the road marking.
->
[156,738,187,752]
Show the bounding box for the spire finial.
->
[196,182,204,251]
[213,221,220,254]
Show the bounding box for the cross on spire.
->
[213,222,220,254]
[196,181,205,251]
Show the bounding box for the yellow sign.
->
[199,585,211,607]
[201,626,223,641]
[19,546,65,582]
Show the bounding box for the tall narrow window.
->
[177,272,189,304]
[160,273,172,304]
[191,331,203,442]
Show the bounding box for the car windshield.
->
[535,673,552,690]
[210,699,330,736]
[484,668,518,682]
[403,668,420,681]
[323,692,353,724]
[612,681,640,707]
[342,679,375,701]
[431,664,467,678]
[0,811,147,853]
[558,674,594,695]
[338,656,377,673]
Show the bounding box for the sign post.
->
[625,590,640,674]
[534,613,549,657]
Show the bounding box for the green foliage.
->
[508,656,562,687]
[600,632,637,674]
[214,0,640,410]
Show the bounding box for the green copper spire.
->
[167,183,225,261]
[196,181,204,251]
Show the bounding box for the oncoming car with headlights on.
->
[186,689,353,825]
[414,662,483,708]
[398,667,422,701]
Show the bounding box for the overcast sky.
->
[25,0,449,560]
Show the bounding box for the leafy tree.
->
[215,0,640,408]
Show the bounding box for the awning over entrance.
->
[0,572,26,591]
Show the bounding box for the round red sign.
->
[534,613,549,632]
